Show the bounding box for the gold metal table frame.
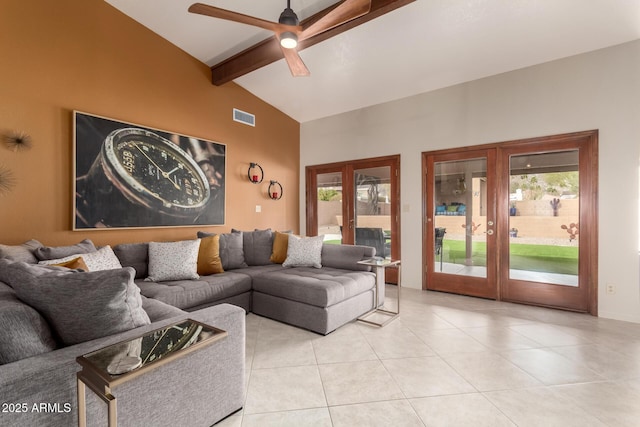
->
[76,319,226,427]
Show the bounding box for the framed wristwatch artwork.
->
[73,111,225,229]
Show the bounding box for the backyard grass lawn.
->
[442,240,578,275]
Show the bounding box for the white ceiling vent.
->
[233,108,255,127]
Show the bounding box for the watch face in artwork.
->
[104,128,210,215]
[74,112,226,229]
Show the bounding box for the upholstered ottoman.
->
[251,265,376,334]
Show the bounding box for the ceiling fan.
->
[188,0,372,77]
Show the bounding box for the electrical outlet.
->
[606,283,616,295]
[255,205,261,213]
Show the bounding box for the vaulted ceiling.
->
[105,0,640,123]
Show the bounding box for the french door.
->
[424,148,498,298]
[423,131,598,314]
[306,155,400,280]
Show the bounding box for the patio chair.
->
[355,227,387,258]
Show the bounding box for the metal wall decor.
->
[74,111,226,229]
[268,180,283,200]
[248,162,264,183]
[0,130,31,195]
[2,130,33,152]
[0,164,16,195]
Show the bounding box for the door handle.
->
[486,229,494,235]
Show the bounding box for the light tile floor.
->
[218,286,640,427]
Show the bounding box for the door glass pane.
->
[508,151,579,286]
[354,166,392,258]
[434,158,487,277]
[316,172,343,244]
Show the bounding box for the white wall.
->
[300,40,640,323]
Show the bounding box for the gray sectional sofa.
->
[0,231,379,427]
[122,237,378,335]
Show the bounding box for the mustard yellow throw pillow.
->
[52,256,89,271]
[198,235,224,275]
[270,231,291,264]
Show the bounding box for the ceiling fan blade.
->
[189,3,282,32]
[300,0,371,41]
[280,45,310,77]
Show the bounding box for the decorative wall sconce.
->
[268,180,283,200]
[247,162,264,184]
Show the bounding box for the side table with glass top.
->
[76,319,226,427]
[357,258,401,327]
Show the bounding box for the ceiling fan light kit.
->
[280,31,298,49]
[189,0,372,77]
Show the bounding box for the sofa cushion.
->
[146,240,200,282]
[34,239,96,261]
[198,231,248,270]
[196,231,216,239]
[233,229,274,266]
[140,296,186,322]
[0,259,70,283]
[231,264,284,278]
[283,235,324,268]
[252,267,375,308]
[3,262,150,346]
[197,235,224,275]
[219,232,248,270]
[39,245,122,271]
[0,282,57,364]
[0,239,43,263]
[113,242,149,279]
[136,272,252,310]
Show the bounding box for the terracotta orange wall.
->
[0,0,299,247]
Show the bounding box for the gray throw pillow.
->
[0,259,70,283]
[113,242,149,279]
[0,283,58,364]
[5,262,150,346]
[34,239,97,261]
[196,231,215,238]
[219,232,247,270]
[0,239,43,263]
[232,229,274,266]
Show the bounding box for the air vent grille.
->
[233,108,255,127]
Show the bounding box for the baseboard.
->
[598,310,640,324]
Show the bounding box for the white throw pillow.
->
[282,235,324,269]
[39,245,122,271]
[145,240,201,282]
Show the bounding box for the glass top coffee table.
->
[76,319,226,427]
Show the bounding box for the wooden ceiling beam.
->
[210,0,416,85]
